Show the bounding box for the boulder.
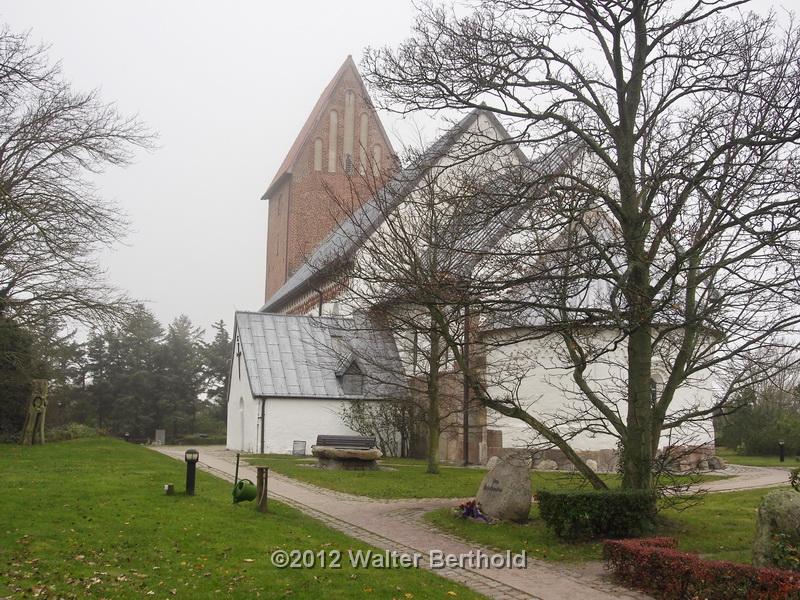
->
[708,456,726,470]
[697,459,710,471]
[311,445,382,470]
[486,456,501,470]
[535,459,559,471]
[476,457,532,522]
[585,459,599,472]
[753,490,800,567]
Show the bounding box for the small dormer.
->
[335,354,364,396]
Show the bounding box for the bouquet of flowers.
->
[457,499,489,522]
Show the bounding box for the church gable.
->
[261,108,550,315]
[262,56,394,199]
[264,56,396,302]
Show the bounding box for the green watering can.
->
[233,478,257,503]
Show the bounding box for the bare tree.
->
[311,126,505,474]
[360,1,800,490]
[0,26,152,328]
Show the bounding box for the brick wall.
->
[264,60,395,302]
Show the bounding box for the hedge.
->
[604,537,800,600]
[537,489,657,539]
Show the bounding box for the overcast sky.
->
[0,0,428,336]
[0,1,790,337]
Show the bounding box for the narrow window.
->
[359,113,368,174]
[650,373,665,405]
[343,90,355,166]
[328,110,338,173]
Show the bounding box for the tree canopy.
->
[360,0,800,489]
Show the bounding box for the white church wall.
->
[483,329,715,452]
[225,331,260,453]
[261,398,390,455]
[226,324,398,455]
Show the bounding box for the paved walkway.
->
[153,446,648,600]
[690,463,790,493]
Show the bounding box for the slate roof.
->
[260,108,527,312]
[434,138,585,275]
[260,107,582,313]
[234,311,403,400]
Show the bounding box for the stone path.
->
[689,463,790,493]
[152,446,647,600]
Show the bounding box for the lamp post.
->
[779,440,786,463]
[184,448,199,495]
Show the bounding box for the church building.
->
[226,56,715,468]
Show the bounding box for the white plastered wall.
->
[261,398,389,455]
[484,330,715,451]
[225,330,260,453]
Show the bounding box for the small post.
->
[164,483,175,496]
[780,440,786,463]
[256,466,269,513]
[184,449,199,496]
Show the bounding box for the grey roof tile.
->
[234,311,404,400]
[260,108,581,313]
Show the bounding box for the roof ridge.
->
[260,108,508,312]
[235,310,352,321]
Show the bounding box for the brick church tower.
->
[262,56,396,302]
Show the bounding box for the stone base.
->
[315,457,381,471]
[517,445,720,473]
[657,444,717,473]
[529,448,619,473]
[311,445,383,471]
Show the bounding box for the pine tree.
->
[202,320,231,419]
[162,315,204,435]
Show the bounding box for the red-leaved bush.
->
[603,537,800,600]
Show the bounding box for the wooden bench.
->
[315,435,376,450]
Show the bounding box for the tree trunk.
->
[426,325,441,474]
[622,257,655,490]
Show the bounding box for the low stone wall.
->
[489,444,719,473]
[531,448,620,473]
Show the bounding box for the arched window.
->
[274,194,282,255]
[328,110,338,172]
[650,372,665,404]
[313,138,323,171]
[359,113,368,174]
[343,90,355,173]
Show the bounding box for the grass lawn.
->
[244,454,727,499]
[0,439,483,600]
[716,446,798,468]
[424,486,783,565]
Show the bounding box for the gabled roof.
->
[261,55,395,200]
[260,108,580,313]
[233,311,403,399]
